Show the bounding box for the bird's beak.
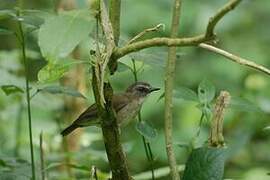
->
[150,87,160,92]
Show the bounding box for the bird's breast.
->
[117,98,145,126]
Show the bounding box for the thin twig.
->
[127,24,165,45]
[165,0,182,179]
[40,132,45,180]
[199,43,270,76]
[205,0,242,38]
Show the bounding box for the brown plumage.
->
[61,82,160,136]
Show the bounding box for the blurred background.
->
[0,0,270,179]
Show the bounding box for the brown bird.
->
[61,82,160,136]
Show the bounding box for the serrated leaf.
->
[174,87,198,102]
[1,85,24,95]
[136,121,157,140]
[198,79,215,104]
[0,27,14,35]
[38,9,94,60]
[182,147,226,180]
[37,62,71,83]
[229,97,261,112]
[39,85,85,98]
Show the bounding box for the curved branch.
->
[205,0,242,38]
[112,34,207,59]
[199,43,270,76]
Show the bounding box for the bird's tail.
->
[61,124,78,136]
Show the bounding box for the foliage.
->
[0,0,270,179]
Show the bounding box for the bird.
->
[61,82,160,136]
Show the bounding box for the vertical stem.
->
[164,0,182,179]
[131,59,155,180]
[17,10,36,180]
[109,0,121,45]
[39,132,45,180]
[15,103,23,157]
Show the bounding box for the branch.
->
[109,0,121,45]
[209,91,230,147]
[111,0,242,61]
[112,34,207,59]
[127,23,164,45]
[199,43,270,76]
[165,0,182,179]
[205,0,242,38]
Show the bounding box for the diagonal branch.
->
[127,23,164,45]
[205,0,242,38]
[199,43,270,76]
[111,0,243,62]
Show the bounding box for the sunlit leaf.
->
[1,85,24,96]
[38,9,94,60]
[198,79,215,104]
[38,85,86,98]
[182,147,226,180]
[174,87,198,102]
[37,62,71,83]
[229,97,261,112]
[135,121,157,140]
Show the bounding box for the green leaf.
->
[39,85,86,98]
[38,9,94,60]
[182,147,227,180]
[0,27,14,35]
[198,79,215,104]
[0,9,16,20]
[229,97,261,112]
[135,121,157,140]
[1,85,24,96]
[37,62,71,83]
[202,106,212,121]
[174,87,198,102]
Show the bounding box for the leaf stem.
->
[17,10,36,180]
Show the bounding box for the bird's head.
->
[126,82,160,97]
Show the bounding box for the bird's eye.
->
[137,86,147,92]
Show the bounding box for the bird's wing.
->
[73,104,99,126]
[112,94,130,112]
[72,94,130,126]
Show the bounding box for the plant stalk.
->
[164,0,182,179]
[17,10,36,180]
